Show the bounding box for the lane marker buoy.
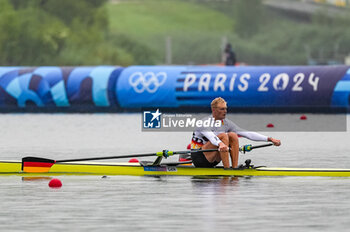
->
[49,178,62,188]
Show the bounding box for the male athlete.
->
[191,97,281,169]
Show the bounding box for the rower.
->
[190,97,281,169]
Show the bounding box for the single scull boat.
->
[1,159,350,177]
[1,144,348,177]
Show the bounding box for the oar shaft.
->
[251,143,273,150]
[57,153,158,163]
[174,149,218,155]
[56,149,220,163]
[27,145,269,164]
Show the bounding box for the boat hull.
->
[1,160,350,177]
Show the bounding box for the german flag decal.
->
[22,157,55,173]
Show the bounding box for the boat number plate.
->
[143,166,178,172]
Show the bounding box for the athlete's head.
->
[211,97,227,120]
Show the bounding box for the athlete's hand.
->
[218,142,229,152]
[268,137,281,146]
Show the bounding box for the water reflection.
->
[191,176,240,193]
[21,176,52,182]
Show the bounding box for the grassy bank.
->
[107,0,234,64]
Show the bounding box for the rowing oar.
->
[239,143,273,154]
[21,149,219,173]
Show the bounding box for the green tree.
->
[1,0,138,66]
[0,0,68,65]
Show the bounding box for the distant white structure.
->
[314,0,349,7]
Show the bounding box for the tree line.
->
[1,0,350,66]
[0,0,155,66]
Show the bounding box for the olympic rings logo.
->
[128,72,167,93]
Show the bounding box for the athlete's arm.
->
[201,130,223,146]
[226,119,281,145]
[201,130,228,151]
[226,119,268,141]
[237,131,268,141]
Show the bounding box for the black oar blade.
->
[22,156,56,172]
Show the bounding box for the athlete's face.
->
[212,102,227,120]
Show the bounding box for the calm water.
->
[0,114,350,232]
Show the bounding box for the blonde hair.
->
[211,97,226,108]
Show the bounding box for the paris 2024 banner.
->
[0,65,349,112]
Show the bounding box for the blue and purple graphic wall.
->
[0,65,349,112]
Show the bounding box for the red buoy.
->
[128,158,139,163]
[266,123,274,128]
[49,178,62,188]
[300,115,307,120]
